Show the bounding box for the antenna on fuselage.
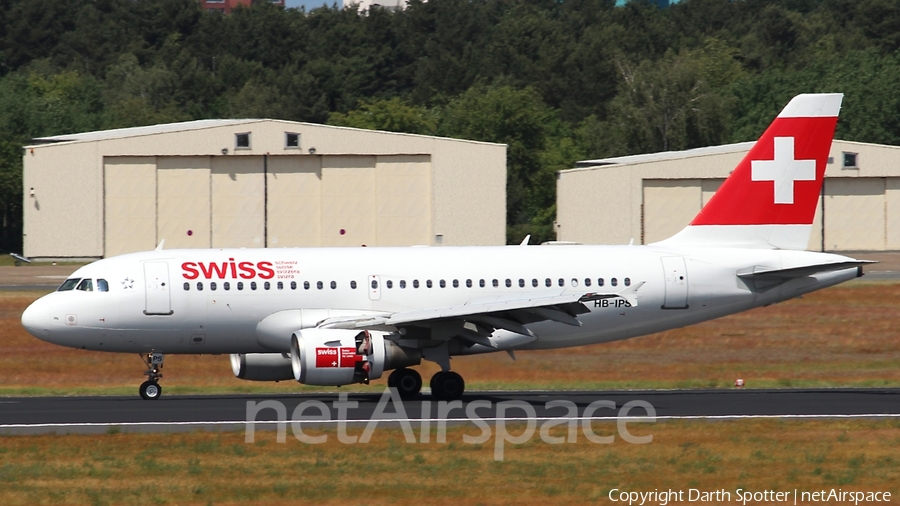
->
[155,240,165,251]
[519,235,531,246]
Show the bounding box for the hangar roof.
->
[574,141,755,169]
[31,119,258,144]
[29,118,504,148]
[571,139,900,172]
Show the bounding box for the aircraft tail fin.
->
[654,93,842,250]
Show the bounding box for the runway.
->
[1,388,898,434]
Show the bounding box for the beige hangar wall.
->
[25,120,506,259]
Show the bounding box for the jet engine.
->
[290,328,420,386]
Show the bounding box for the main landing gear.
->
[387,368,465,401]
[139,352,164,400]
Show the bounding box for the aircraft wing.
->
[317,282,645,343]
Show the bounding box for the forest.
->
[1,0,899,251]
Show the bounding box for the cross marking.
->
[751,136,816,204]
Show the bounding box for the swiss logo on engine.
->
[315,347,362,368]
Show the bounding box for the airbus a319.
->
[22,93,869,400]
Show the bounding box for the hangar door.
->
[211,157,265,248]
[642,179,722,244]
[157,157,211,249]
[286,155,431,248]
[104,157,157,257]
[823,177,900,251]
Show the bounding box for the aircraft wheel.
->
[139,381,162,400]
[430,371,464,401]
[389,368,422,399]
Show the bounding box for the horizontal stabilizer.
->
[737,261,875,281]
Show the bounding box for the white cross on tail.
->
[751,136,816,204]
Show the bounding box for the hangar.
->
[23,120,506,260]
[556,140,900,251]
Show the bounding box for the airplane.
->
[21,93,871,401]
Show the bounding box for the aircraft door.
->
[144,262,173,315]
[660,256,688,309]
[368,275,381,301]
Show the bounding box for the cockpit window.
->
[58,278,80,291]
[76,279,93,291]
[97,279,109,292]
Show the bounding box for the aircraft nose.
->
[21,296,51,340]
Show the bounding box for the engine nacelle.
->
[230,353,294,381]
[290,328,421,386]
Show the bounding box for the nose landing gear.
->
[139,352,164,400]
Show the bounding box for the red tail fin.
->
[656,93,842,249]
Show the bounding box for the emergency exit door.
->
[661,256,689,309]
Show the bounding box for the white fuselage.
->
[22,244,859,356]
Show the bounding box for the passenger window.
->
[400,280,406,289]
[183,282,190,291]
[317,281,323,290]
[505,279,512,287]
[611,278,618,287]
[584,278,591,287]
[330,281,336,289]
[210,282,217,291]
[598,278,604,287]
[251,282,257,290]
[532,279,538,287]
[479,279,485,288]
[351,280,357,289]
[97,279,109,292]
[58,278,80,291]
[413,280,420,288]
[466,279,472,288]
[76,279,93,291]
[197,282,204,291]
[453,279,459,288]
[291,281,297,290]
[277,282,283,290]
[558,278,564,287]
[493,279,499,287]
[224,282,231,291]
[371,280,378,289]
[427,280,433,288]
[571,278,578,287]
[238,282,244,290]
[545,278,551,287]
[387,280,393,289]
[439,280,446,288]
[264,282,271,290]
[304,281,310,290]
[518,279,525,288]
[624,278,631,287]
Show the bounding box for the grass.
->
[2,280,900,397]
[0,419,898,505]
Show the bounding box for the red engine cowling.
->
[290,328,420,386]
[290,329,382,386]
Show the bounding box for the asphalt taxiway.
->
[1,388,898,434]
